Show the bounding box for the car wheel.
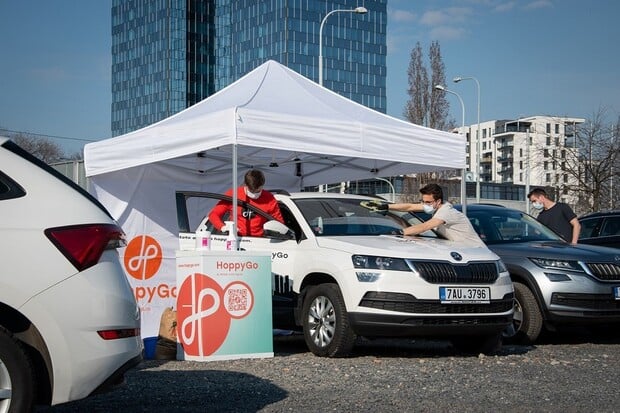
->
[451,332,503,355]
[504,282,543,345]
[302,283,356,357]
[0,326,36,413]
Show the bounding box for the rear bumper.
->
[91,354,143,396]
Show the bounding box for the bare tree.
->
[404,42,429,126]
[402,41,458,194]
[428,41,449,130]
[12,133,66,163]
[542,108,620,213]
[404,41,451,131]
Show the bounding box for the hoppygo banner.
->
[175,251,273,361]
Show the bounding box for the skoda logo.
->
[450,252,463,261]
[615,255,620,262]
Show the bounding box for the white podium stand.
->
[175,250,273,361]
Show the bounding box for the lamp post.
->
[319,6,367,86]
[435,84,467,215]
[453,76,481,204]
[374,177,396,202]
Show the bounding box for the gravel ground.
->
[38,331,620,413]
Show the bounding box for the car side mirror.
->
[263,220,295,240]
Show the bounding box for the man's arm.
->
[403,217,445,236]
[266,195,284,224]
[569,217,581,245]
[208,201,229,232]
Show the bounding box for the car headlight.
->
[496,259,508,273]
[351,255,411,271]
[529,258,581,271]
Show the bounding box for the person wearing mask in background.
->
[527,187,580,244]
[362,183,484,247]
[208,169,284,237]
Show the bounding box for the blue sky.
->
[1,0,618,155]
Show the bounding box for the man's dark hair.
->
[527,187,549,199]
[244,169,265,192]
[420,183,443,202]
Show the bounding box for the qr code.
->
[227,288,248,313]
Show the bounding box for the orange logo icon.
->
[124,235,163,280]
[177,274,254,357]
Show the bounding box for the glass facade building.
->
[112,0,387,136]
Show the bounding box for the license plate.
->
[439,287,490,304]
[614,287,620,300]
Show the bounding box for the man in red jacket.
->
[208,169,284,237]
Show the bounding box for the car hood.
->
[487,240,620,262]
[315,235,499,263]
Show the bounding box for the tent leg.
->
[461,168,467,215]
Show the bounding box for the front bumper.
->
[349,312,513,338]
[349,291,514,338]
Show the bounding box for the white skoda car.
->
[0,138,142,412]
[177,190,514,357]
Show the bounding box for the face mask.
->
[245,187,262,200]
[423,203,436,214]
[532,202,543,210]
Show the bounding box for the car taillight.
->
[45,223,126,271]
[97,328,141,340]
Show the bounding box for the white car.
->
[177,191,514,357]
[0,138,142,412]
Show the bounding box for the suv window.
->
[294,198,403,236]
[601,217,620,236]
[579,217,601,238]
[0,170,26,200]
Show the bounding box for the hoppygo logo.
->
[123,235,176,304]
[177,273,254,357]
[124,235,163,280]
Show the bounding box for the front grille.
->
[410,261,499,284]
[359,291,514,314]
[585,263,620,281]
[551,292,620,310]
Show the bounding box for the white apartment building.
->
[457,115,585,205]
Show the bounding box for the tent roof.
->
[84,60,464,186]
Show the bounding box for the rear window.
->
[0,170,26,200]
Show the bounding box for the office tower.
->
[111,0,387,136]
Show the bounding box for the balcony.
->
[496,141,514,149]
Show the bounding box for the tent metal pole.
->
[232,143,238,249]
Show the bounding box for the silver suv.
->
[456,205,620,344]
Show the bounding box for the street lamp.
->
[374,177,396,202]
[453,76,481,204]
[318,6,368,86]
[435,84,467,215]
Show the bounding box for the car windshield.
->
[467,208,563,245]
[294,198,405,236]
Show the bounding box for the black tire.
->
[451,332,503,355]
[0,326,36,413]
[301,284,356,357]
[504,282,543,345]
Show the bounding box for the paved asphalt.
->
[38,329,620,413]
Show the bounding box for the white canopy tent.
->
[85,60,463,185]
[83,60,464,342]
